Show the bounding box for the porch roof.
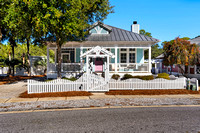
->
[80,46,114,58]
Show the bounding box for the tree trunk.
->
[7,52,11,76]
[178,64,185,75]
[27,39,31,76]
[170,65,173,75]
[11,45,15,76]
[57,43,62,79]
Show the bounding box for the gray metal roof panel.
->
[113,28,121,41]
[121,30,130,41]
[86,22,160,42]
[118,29,125,41]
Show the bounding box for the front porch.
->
[47,46,152,79]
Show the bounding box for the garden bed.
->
[105,89,200,95]
[0,75,45,85]
[19,91,92,98]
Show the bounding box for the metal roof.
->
[86,22,160,42]
[190,36,200,45]
[155,53,164,59]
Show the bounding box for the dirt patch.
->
[105,89,200,95]
[19,91,92,98]
[0,75,45,85]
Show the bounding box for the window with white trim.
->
[119,48,136,63]
[120,53,127,63]
[129,53,135,63]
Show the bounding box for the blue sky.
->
[104,0,200,44]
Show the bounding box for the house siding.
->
[76,48,80,62]
[137,48,144,63]
[111,48,115,63]
[117,49,119,63]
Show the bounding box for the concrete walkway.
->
[0,81,27,101]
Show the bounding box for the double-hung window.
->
[120,48,136,63]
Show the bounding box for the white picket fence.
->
[109,77,186,90]
[28,74,87,94]
[28,74,187,94]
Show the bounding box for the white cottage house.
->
[46,21,160,79]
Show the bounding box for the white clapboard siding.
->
[28,74,87,94]
[109,77,186,90]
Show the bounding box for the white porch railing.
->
[49,63,149,73]
[109,63,149,72]
[49,63,81,72]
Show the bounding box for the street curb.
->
[1,104,200,115]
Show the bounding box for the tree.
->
[151,44,163,59]
[163,37,200,74]
[140,29,152,37]
[139,29,163,59]
[3,0,38,76]
[0,0,19,76]
[28,0,113,78]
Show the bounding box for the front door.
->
[95,58,103,72]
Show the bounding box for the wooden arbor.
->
[80,46,115,81]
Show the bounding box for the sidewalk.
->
[0,93,200,112]
[1,93,200,104]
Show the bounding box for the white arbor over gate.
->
[81,46,115,91]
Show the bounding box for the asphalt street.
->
[0,106,200,133]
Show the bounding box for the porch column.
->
[115,46,118,72]
[107,55,109,81]
[80,47,83,71]
[47,46,50,76]
[148,46,151,72]
[188,65,190,74]
[86,55,89,75]
[194,65,197,74]
[54,48,57,64]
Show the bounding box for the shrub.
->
[121,74,154,80]
[133,75,154,80]
[111,74,120,80]
[121,74,133,80]
[157,73,170,80]
[62,77,77,81]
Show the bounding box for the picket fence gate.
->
[28,74,187,94]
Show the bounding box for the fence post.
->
[183,77,186,89]
[28,79,30,94]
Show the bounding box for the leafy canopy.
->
[163,37,200,67]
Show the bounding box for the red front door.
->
[95,58,103,72]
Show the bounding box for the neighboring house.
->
[46,21,160,79]
[186,36,200,79]
[154,54,181,75]
[30,56,46,76]
[154,36,200,78]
